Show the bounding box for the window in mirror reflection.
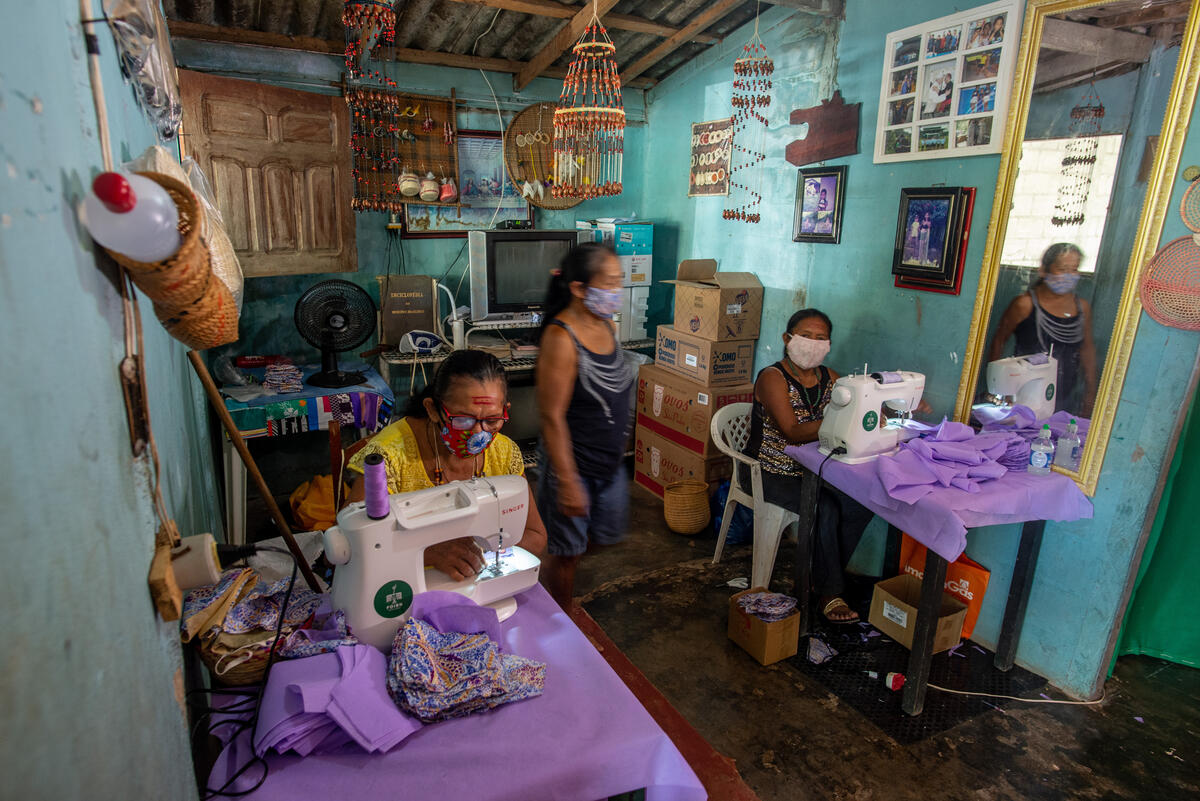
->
[1001,135,1123,274]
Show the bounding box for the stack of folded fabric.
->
[973,404,1090,446]
[736,592,798,622]
[877,420,1026,503]
[264,362,304,394]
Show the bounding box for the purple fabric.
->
[974,405,1090,448]
[875,423,1022,504]
[210,584,705,801]
[785,442,1093,563]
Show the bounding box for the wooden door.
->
[179,70,357,277]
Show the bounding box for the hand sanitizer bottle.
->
[1054,418,1081,470]
[1029,424,1054,475]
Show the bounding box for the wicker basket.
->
[196,630,275,686]
[663,480,711,535]
[153,275,239,350]
[503,102,583,211]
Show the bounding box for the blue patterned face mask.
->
[1044,272,1080,295]
[583,286,623,319]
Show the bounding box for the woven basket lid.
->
[503,102,582,211]
[1139,179,1200,331]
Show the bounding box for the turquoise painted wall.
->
[639,1,1199,698]
[0,3,224,798]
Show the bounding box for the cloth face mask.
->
[786,335,831,370]
[439,424,494,458]
[1044,273,1081,295]
[583,286,622,319]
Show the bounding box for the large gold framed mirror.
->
[955,0,1200,494]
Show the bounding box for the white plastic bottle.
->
[81,172,182,262]
[1029,424,1054,475]
[1054,418,1081,470]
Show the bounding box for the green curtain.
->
[1115,385,1200,669]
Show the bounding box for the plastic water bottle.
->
[1054,418,1081,470]
[81,172,182,262]
[1029,424,1054,475]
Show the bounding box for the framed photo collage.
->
[874,1,1020,163]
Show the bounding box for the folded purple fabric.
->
[975,405,1090,449]
[409,590,502,646]
[877,423,1023,504]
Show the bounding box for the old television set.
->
[468,229,589,325]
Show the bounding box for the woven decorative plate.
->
[503,102,583,211]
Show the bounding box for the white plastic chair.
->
[710,402,800,591]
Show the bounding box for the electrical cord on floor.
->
[926,684,1107,705]
[805,447,844,550]
[188,545,302,799]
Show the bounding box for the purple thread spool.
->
[363,452,390,519]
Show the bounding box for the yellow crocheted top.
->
[346,417,525,494]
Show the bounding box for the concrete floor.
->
[577,480,1200,801]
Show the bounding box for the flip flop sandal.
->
[822,597,859,624]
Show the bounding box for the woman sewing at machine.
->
[346,349,547,580]
[744,309,876,624]
[988,242,1097,417]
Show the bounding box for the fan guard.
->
[294,279,377,388]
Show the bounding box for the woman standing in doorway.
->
[536,243,634,611]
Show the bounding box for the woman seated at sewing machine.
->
[988,242,1097,417]
[346,349,547,580]
[743,309,876,624]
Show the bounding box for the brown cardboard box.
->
[868,574,969,654]
[666,259,764,341]
[727,587,800,665]
[654,325,756,387]
[635,363,754,456]
[633,425,732,498]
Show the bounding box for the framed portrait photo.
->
[402,130,532,238]
[892,186,972,284]
[873,0,1021,163]
[793,165,847,244]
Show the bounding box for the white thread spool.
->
[171,533,222,591]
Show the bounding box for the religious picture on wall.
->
[965,12,1007,49]
[888,97,915,126]
[921,62,954,120]
[892,186,970,278]
[958,83,996,115]
[893,35,921,67]
[955,117,993,147]
[925,26,961,58]
[890,67,917,96]
[885,128,913,155]
[793,165,847,244]
[918,124,950,152]
[875,1,1019,163]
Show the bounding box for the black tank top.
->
[745,363,831,476]
[547,319,634,479]
[1013,289,1082,403]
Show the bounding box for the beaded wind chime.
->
[345,2,400,212]
[1051,81,1105,227]
[552,2,625,199]
[342,1,397,87]
[724,13,773,224]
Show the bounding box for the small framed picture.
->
[925,26,962,58]
[892,186,971,280]
[793,165,847,244]
[957,82,997,115]
[965,12,1007,49]
[962,48,1001,82]
[920,61,955,120]
[893,36,921,67]
[885,128,913,155]
[890,67,917,97]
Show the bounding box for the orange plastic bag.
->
[898,534,990,640]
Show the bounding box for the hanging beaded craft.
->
[552,11,625,200]
[1051,82,1104,228]
[723,23,773,225]
[343,1,398,88]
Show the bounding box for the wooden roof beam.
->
[1040,17,1154,62]
[446,0,720,44]
[166,21,655,88]
[621,0,744,84]
[514,0,621,91]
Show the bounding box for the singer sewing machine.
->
[818,370,926,463]
[980,352,1058,421]
[322,475,540,651]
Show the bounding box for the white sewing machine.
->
[818,371,926,463]
[322,475,540,651]
[982,352,1058,421]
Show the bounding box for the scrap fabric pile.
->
[737,591,797,622]
[264,362,304,394]
[876,420,1029,503]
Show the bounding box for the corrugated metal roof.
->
[162,0,818,85]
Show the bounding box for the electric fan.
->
[294,280,377,388]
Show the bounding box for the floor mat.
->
[784,575,1048,745]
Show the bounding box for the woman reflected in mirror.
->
[988,243,1098,418]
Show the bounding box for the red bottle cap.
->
[92,172,137,213]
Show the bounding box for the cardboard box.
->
[666,259,763,341]
[727,587,801,666]
[617,254,652,287]
[576,220,653,254]
[636,363,754,456]
[868,575,969,654]
[654,325,756,387]
[633,426,732,498]
[617,286,650,341]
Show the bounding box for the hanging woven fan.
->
[503,102,582,211]
[1139,178,1200,330]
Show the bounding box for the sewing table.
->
[785,442,1093,716]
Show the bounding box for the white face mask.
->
[786,335,830,370]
